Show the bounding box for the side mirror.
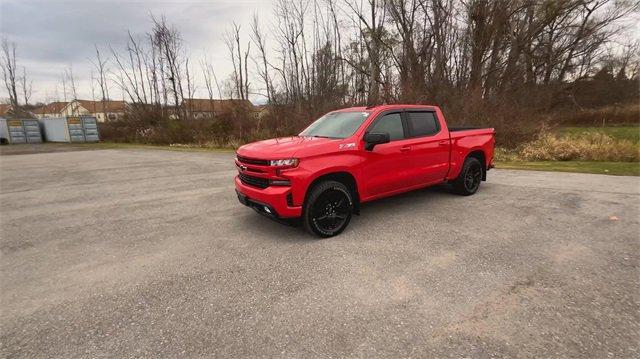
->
[364,132,390,151]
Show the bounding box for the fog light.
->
[269,179,291,186]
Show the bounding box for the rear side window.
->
[407,111,439,137]
[369,113,405,140]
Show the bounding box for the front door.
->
[359,112,414,198]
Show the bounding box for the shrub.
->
[554,103,640,126]
[98,99,638,152]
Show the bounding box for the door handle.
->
[438,140,449,146]
[400,146,412,152]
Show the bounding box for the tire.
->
[452,157,483,196]
[303,180,354,238]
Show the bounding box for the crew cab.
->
[235,104,495,237]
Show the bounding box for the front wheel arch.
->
[303,180,354,237]
[303,171,360,214]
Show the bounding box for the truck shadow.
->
[237,210,313,242]
[358,184,454,215]
[246,183,459,241]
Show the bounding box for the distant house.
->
[0,104,12,118]
[1,103,36,119]
[33,102,68,119]
[61,99,127,122]
[183,99,254,119]
[254,105,269,119]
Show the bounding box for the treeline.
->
[3,0,639,147]
[245,0,639,145]
[252,0,638,105]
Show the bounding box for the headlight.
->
[270,158,299,167]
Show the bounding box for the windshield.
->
[300,111,370,139]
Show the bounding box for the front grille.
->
[237,155,269,166]
[239,173,269,189]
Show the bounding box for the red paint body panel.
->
[234,105,495,218]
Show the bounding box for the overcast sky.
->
[0,0,274,104]
[1,0,639,105]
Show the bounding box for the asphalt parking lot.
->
[1,146,639,357]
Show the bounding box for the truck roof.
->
[334,104,438,112]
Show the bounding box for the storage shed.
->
[39,116,100,143]
[0,118,43,144]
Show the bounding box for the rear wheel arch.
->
[466,150,486,181]
[304,171,360,214]
[452,156,483,195]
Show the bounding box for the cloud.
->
[0,0,272,102]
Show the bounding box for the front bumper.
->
[234,176,302,218]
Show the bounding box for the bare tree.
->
[152,15,188,116]
[128,31,148,103]
[273,0,308,103]
[111,39,145,104]
[91,46,110,119]
[61,72,67,102]
[64,65,78,100]
[386,0,418,97]
[340,0,388,104]
[224,22,251,100]
[185,58,196,113]
[90,70,96,101]
[251,14,275,103]
[19,66,32,105]
[200,55,222,114]
[1,38,19,106]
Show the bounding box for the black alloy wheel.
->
[453,157,483,196]
[464,160,482,193]
[304,180,353,237]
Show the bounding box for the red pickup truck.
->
[235,104,495,237]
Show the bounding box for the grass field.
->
[496,161,639,176]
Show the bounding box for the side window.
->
[407,111,439,137]
[369,113,405,140]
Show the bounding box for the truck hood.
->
[236,136,336,159]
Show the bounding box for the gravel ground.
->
[0,143,102,155]
[1,147,638,358]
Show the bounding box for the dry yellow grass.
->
[518,132,639,162]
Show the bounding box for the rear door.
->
[403,110,450,184]
[67,117,86,142]
[359,111,415,198]
[7,120,26,144]
[23,120,42,143]
[82,117,100,142]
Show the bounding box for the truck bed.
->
[449,127,495,139]
[446,126,496,178]
[449,126,485,131]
